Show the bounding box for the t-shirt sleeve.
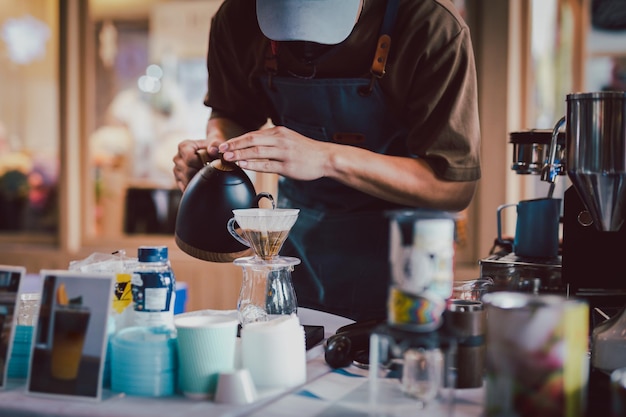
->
[203,2,269,131]
[400,26,481,182]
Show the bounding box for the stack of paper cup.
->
[7,325,34,379]
[111,326,177,397]
[241,314,306,390]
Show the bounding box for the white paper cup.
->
[174,314,239,399]
[241,314,306,390]
[214,369,257,405]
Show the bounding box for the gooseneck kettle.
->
[175,149,273,262]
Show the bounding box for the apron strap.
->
[264,40,279,90]
[264,0,400,94]
[361,0,400,96]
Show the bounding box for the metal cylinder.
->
[446,299,485,389]
[566,91,626,231]
[509,129,565,175]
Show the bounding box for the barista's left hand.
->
[218,126,333,181]
[219,124,477,211]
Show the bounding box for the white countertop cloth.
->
[0,308,484,417]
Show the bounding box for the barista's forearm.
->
[206,117,250,145]
[328,145,477,211]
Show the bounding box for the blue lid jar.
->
[131,246,175,328]
[138,246,168,263]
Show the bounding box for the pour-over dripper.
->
[227,208,299,260]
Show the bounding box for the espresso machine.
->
[480,91,626,322]
[479,128,566,294]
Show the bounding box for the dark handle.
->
[253,192,275,209]
[496,203,515,247]
[196,148,211,165]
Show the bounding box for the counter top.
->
[0,308,484,417]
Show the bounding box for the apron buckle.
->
[359,34,391,96]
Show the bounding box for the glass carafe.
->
[235,256,300,326]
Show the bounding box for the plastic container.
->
[592,306,626,373]
[130,246,176,328]
[387,210,457,331]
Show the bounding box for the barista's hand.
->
[172,139,211,192]
[173,118,254,191]
[218,124,477,211]
[219,126,333,181]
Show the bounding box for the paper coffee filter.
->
[233,208,299,232]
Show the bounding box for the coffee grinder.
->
[541,91,626,324]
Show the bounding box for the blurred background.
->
[0,0,625,311]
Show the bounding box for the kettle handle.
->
[196,148,212,165]
[253,192,275,209]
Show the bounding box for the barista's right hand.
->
[173,118,251,191]
[173,139,214,192]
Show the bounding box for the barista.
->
[173,0,481,322]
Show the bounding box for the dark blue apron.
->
[259,0,408,322]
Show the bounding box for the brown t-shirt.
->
[205,0,481,182]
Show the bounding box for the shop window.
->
[0,2,59,236]
[87,0,219,238]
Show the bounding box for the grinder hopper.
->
[543,91,626,232]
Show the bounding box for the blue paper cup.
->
[174,315,238,399]
[110,326,177,397]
